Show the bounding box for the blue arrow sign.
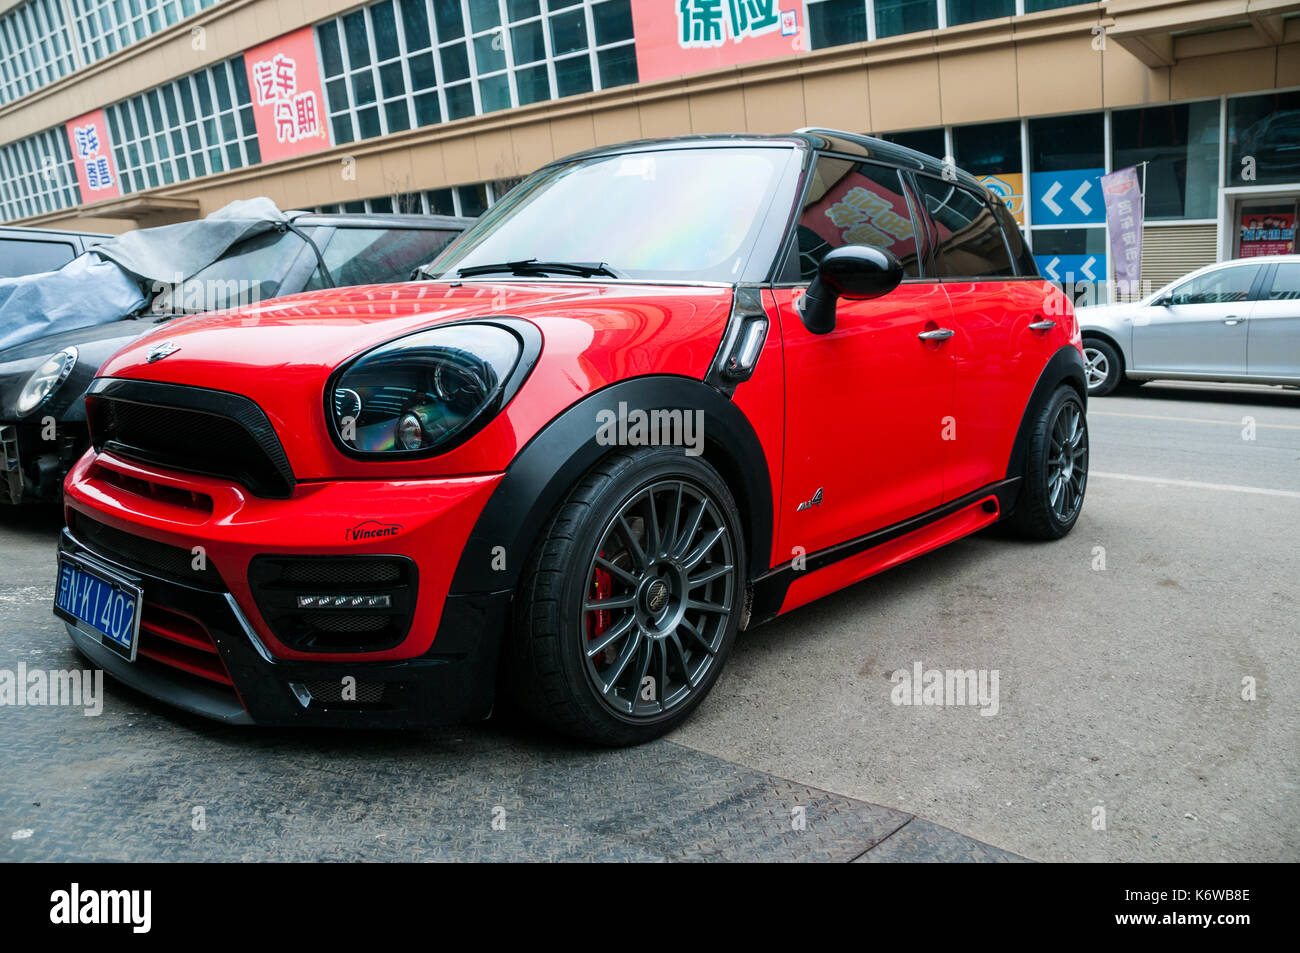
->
[1035,254,1106,283]
[1030,168,1106,226]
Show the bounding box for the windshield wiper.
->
[455,258,621,279]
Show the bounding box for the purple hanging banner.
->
[1101,166,1143,294]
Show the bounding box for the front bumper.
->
[59,527,510,727]
[59,450,512,727]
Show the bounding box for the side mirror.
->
[1155,295,1173,307]
[798,245,904,335]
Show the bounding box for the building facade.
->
[2,0,1299,299]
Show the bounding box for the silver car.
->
[1077,255,1300,396]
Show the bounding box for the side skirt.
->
[746,478,1021,628]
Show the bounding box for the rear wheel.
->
[1009,385,1088,540]
[1083,338,1123,397]
[506,448,745,746]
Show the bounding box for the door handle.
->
[1223,316,1243,326]
[1028,320,1057,331]
[918,328,955,342]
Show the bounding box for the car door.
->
[772,155,954,559]
[1246,261,1300,381]
[1130,263,1263,377]
[910,174,1067,500]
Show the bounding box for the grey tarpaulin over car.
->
[0,197,289,352]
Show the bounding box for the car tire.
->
[1008,385,1088,541]
[505,447,746,746]
[1082,338,1124,397]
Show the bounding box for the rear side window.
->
[0,238,76,278]
[993,200,1036,276]
[1169,265,1259,305]
[913,176,1016,279]
[789,156,924,281]
[307,227,462,290]
[1266,262,1300,300]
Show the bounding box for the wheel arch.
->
[1081,329,1128,377]
[1004,345,1088,487]
[448,375,775,597]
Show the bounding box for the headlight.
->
[328,324,523,456]
[16,347,78,416]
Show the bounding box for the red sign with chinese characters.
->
[244,26,330,162]
[631,0,807,83]
[64,109,121,201]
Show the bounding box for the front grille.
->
[69,511,225,590]
[86,379,294,499]
[248,555,418,653]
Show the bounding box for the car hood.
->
[97,280,736,479]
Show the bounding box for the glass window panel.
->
[385,99,411,132]
[414,90,441,125]
[433,1,465,40]
[445,82,475,119]
[371,2,401,61]
[380,60,406,99]
[1112,101,1219,220]
[876,0,938,38]
[592,0,633,45]
[810,0,866,50]
[511,21,546,64]
[597,44,636,88]
[515,63,550,104]
[1227,90,1300,187]
[550,9,587,55]
[882,128,944,160]
[357,105,382,138]
[554,54,591,96]
[468,0,501,31]
[400,0,431,51]
[946,0,1014,25]
[1029,112,1103,171]
[1170,264,1260,305]
[440,41,471,82]
[409,52,437,90]
[914,174,1016,278]
[508,0,541,20]
[344,11,371,67]
[953,120,1021,174]
[474,31,507,72]
[478,73,511,112]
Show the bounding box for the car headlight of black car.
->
[16,347,78,416]
[328,324,523,456]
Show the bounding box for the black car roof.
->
[546,127,990,195]
[285,212,473,230]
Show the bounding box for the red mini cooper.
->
[55,130,1088,745]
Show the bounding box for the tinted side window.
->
[1169,265,1259,305]
[1266,262,1300,300]
[791,156,923,281]
[993,200,1036,276]
[307,227,461,290]
[154,229,306,312]
[913,176,1016,279]
[0,238,76,278]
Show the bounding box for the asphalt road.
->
[1,381,1296,861]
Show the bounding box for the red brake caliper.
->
[588,557,613,657]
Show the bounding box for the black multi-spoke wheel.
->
[1008,385,1088,540]
[506,448,745,745]
[581,479,736,719]
[1046,400,1087,522]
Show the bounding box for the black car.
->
[0,212,469,505]
[0,226,109,279]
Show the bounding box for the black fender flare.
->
[448,375,774,595]
[1004,344,1088,488]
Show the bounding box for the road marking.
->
[1090,471,1300,498]
[1089,410,1300,431]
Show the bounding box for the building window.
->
[104,56,258,194]
[0,0,77,106]
[1029,112,1103,171]
[1112,101,1219,220]
[953,120,1021,175]
[1226,90,1300,187]
[318,0,637,147]
[0,126,81,222]
[945,0,1015,26]
[807,0,868,49]
[72,0,225,65]
[876,0,938,38]
[1025,0,1088,10]
[881,128,946,160]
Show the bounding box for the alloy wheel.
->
[1047,400,1088,522]
[1083,347,1109,391]
[580,479,737,720]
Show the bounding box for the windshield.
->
[426,146,797,283]
[151,228,306,314]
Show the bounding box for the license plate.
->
[54,555,142,661]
